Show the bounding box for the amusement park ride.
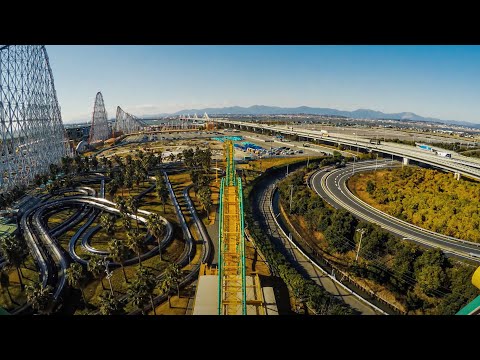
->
[193,141,266,315]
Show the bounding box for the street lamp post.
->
[355,228,366,262]
[289,184,294,213]
[103,257,114,296]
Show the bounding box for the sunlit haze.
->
[46,45,480,124]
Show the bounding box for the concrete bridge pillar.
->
[454,172,461,181]
[403,157,410,166]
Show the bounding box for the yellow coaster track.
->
[218,141,247,315]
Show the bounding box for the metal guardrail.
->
[313,164,480,262]
[269,185,391,315]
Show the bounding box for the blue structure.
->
[418,144,433,151]
[212,136,243,142]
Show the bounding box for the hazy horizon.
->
[46,45,480,124]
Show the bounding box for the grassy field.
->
[0,255,40,311]
[46,208,79,229]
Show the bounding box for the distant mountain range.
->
[141,105,477,129]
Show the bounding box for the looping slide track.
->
[18,175,173,313]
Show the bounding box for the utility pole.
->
[355,228,366,262]
[103,257,114,296]
[289,184,294,213]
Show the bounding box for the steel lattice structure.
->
[115,106,144,135]
[218,140,247,315]
[88,92,110,143]
[0,45,66,193]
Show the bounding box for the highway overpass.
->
[201,118,480,181]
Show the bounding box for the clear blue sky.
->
[46,45,480,124]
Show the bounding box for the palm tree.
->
[61,156,72,175]
[108,238,130,283]
[0,235,27,289]
[88,256,106,290]
[0,270,13,304]
[156,151,163,164]
[156,178,169,213]
[164,262,182,299]
[141,156,151,173]
[100,213,116,235]
[121,213,132,232]
[83,156,90,172]
[125,154,133,166]
[126,230,144,266]
[160,274,174,308]
[198,186,213,220]
[73,155,82,174]
[127,275,149,315]
[136,267,157,315]
[112,154,122,167]
[147,214,166,261]
[91,156,99,170]
[66,262,88,304]
[134,167,143,188]
[49,163,59,180]
[115,195,126,213]
[126,196,140,229]
[114,172,125,196]
[182,148,195,168]
[98,290,124,315]
[200,148,212,172]
[154,171,163,185]
[107,181,119,200]
[125,176,133,194]
[25,283,54,315]
[101,156,108,169]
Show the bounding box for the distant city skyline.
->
[46,45,480,124]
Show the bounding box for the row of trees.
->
[0,185,26,210]
[106,151,163,199]
[278,167,480,314]
[183,147,213,219]
[242,162,355,315]
[23,259,182,315]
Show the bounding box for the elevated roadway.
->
[204,118,480,181]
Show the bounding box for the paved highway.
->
[205,119,480,181]
[310,161,480,263]
[250,164,384,314]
